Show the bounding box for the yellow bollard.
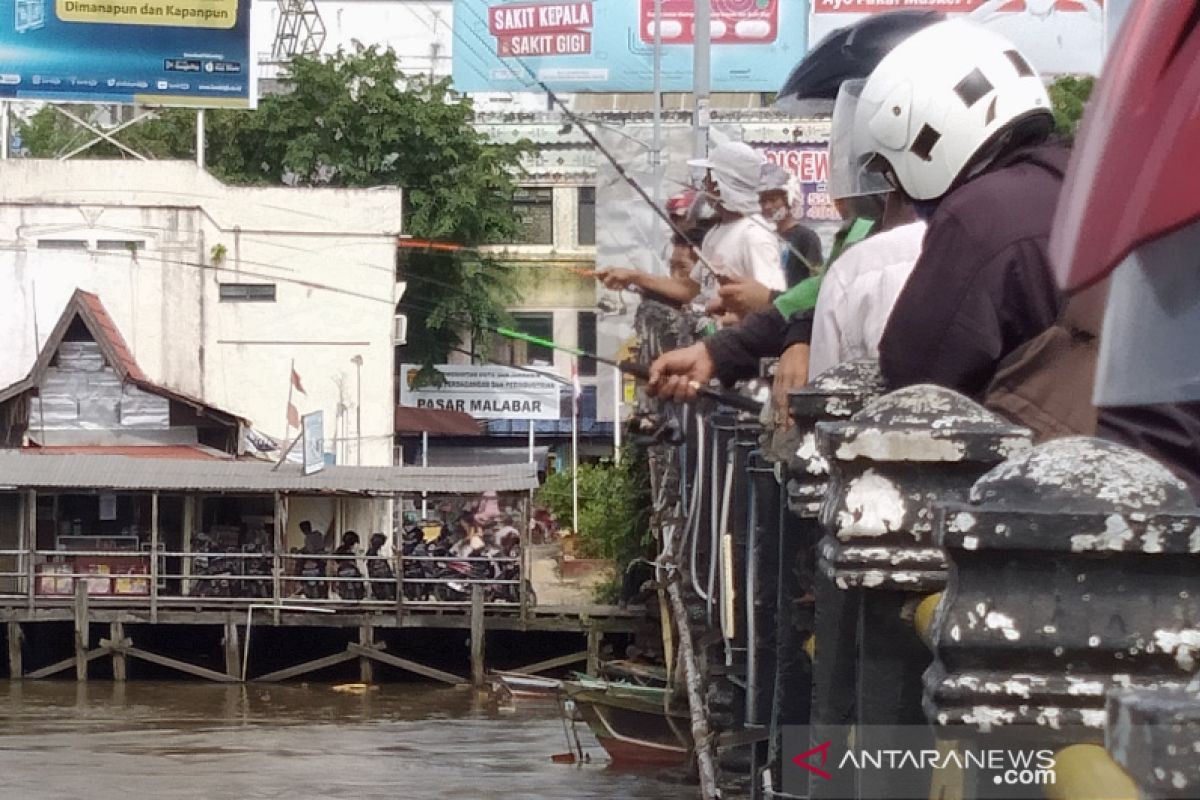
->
[913,592,942,649]
[1046,744,1137,800]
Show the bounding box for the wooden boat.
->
[488,670,564,698]
[597,659,669,687]
[563,677,692,767]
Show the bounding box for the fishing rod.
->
[490,326,762,415]
[480,50,722,281]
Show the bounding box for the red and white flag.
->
[291,367,306,395]
[286,363,305,431]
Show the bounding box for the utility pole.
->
[692,0,711,160]
[651,0,663,205]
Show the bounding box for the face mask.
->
[767,206,790,224]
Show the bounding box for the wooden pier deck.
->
[0,591,648,685]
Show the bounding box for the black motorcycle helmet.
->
[341,531,360,548]
[369,532,388,551]
[776,10,945,116]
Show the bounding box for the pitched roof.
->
[0,288,246,426]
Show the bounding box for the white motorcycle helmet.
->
[852,19,1052,202]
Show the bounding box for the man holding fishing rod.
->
[595,141,787,317]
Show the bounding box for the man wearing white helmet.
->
[857,19,1069,399]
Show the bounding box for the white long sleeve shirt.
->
[691,214,787,307]
[808,221,927,378]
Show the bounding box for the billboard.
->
[762,144,839,223]
[399,364,562,421]
[452,0,808,93]
[1,0,255,107]
[810,0,1105,76]
[301,410,324,475]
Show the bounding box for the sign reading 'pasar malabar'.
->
[399,364,563,421]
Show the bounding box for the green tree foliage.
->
[1048,75,1095,139]
[17,46,530,364]
[537,446,654,601]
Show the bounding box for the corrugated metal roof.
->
[24,445,225,460]
[0,453,538,494]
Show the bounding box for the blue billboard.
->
[1,0,254,107]
[452,0,808,93]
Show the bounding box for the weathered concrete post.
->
[764,361,883,796]
[816,384,1030,799]
[928,437,1200,740]
[1108,686,1200,799]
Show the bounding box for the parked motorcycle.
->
[366,532,396,601]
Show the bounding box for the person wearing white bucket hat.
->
[596,141,786,317]
[684,141,786,312]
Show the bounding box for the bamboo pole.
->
[666,570,721,800]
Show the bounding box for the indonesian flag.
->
[287,365,306,430]
[291,367,306,394]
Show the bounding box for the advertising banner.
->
[452,0,808,93]
[400,364,562,421]
[810,0,1105,76]
[301,410,325,476]
[1,0,255,107]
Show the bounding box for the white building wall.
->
[0,160,403,466]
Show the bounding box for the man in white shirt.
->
[687,142,787,309]
[596,141,786,310]
[807,220,926,377]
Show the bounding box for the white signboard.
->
[810,0,1105,77]
[302,411,325,475]
[399,364,562,421]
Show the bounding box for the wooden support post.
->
[112,643,238,683]
[181,496,195,596]
[254,650,358,683]
[223,616,240,680]
[273,493,285,625]
[74,580,89,681]
[7,621,22,679]
[150,492,159,624]
[586,627,601,676]
[26,648,107,680]
[110,622,127,681]
[347,643,464,685]
[24,489,36,612]
[519,493,530,625]
[513,650,587,676]
[359,623,374,684]
[470,584,485,688]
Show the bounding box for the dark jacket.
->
[704,307,788,385]
[782,223,824,286]
[879,144,1071,398]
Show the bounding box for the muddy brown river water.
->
[0,681,702,799]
